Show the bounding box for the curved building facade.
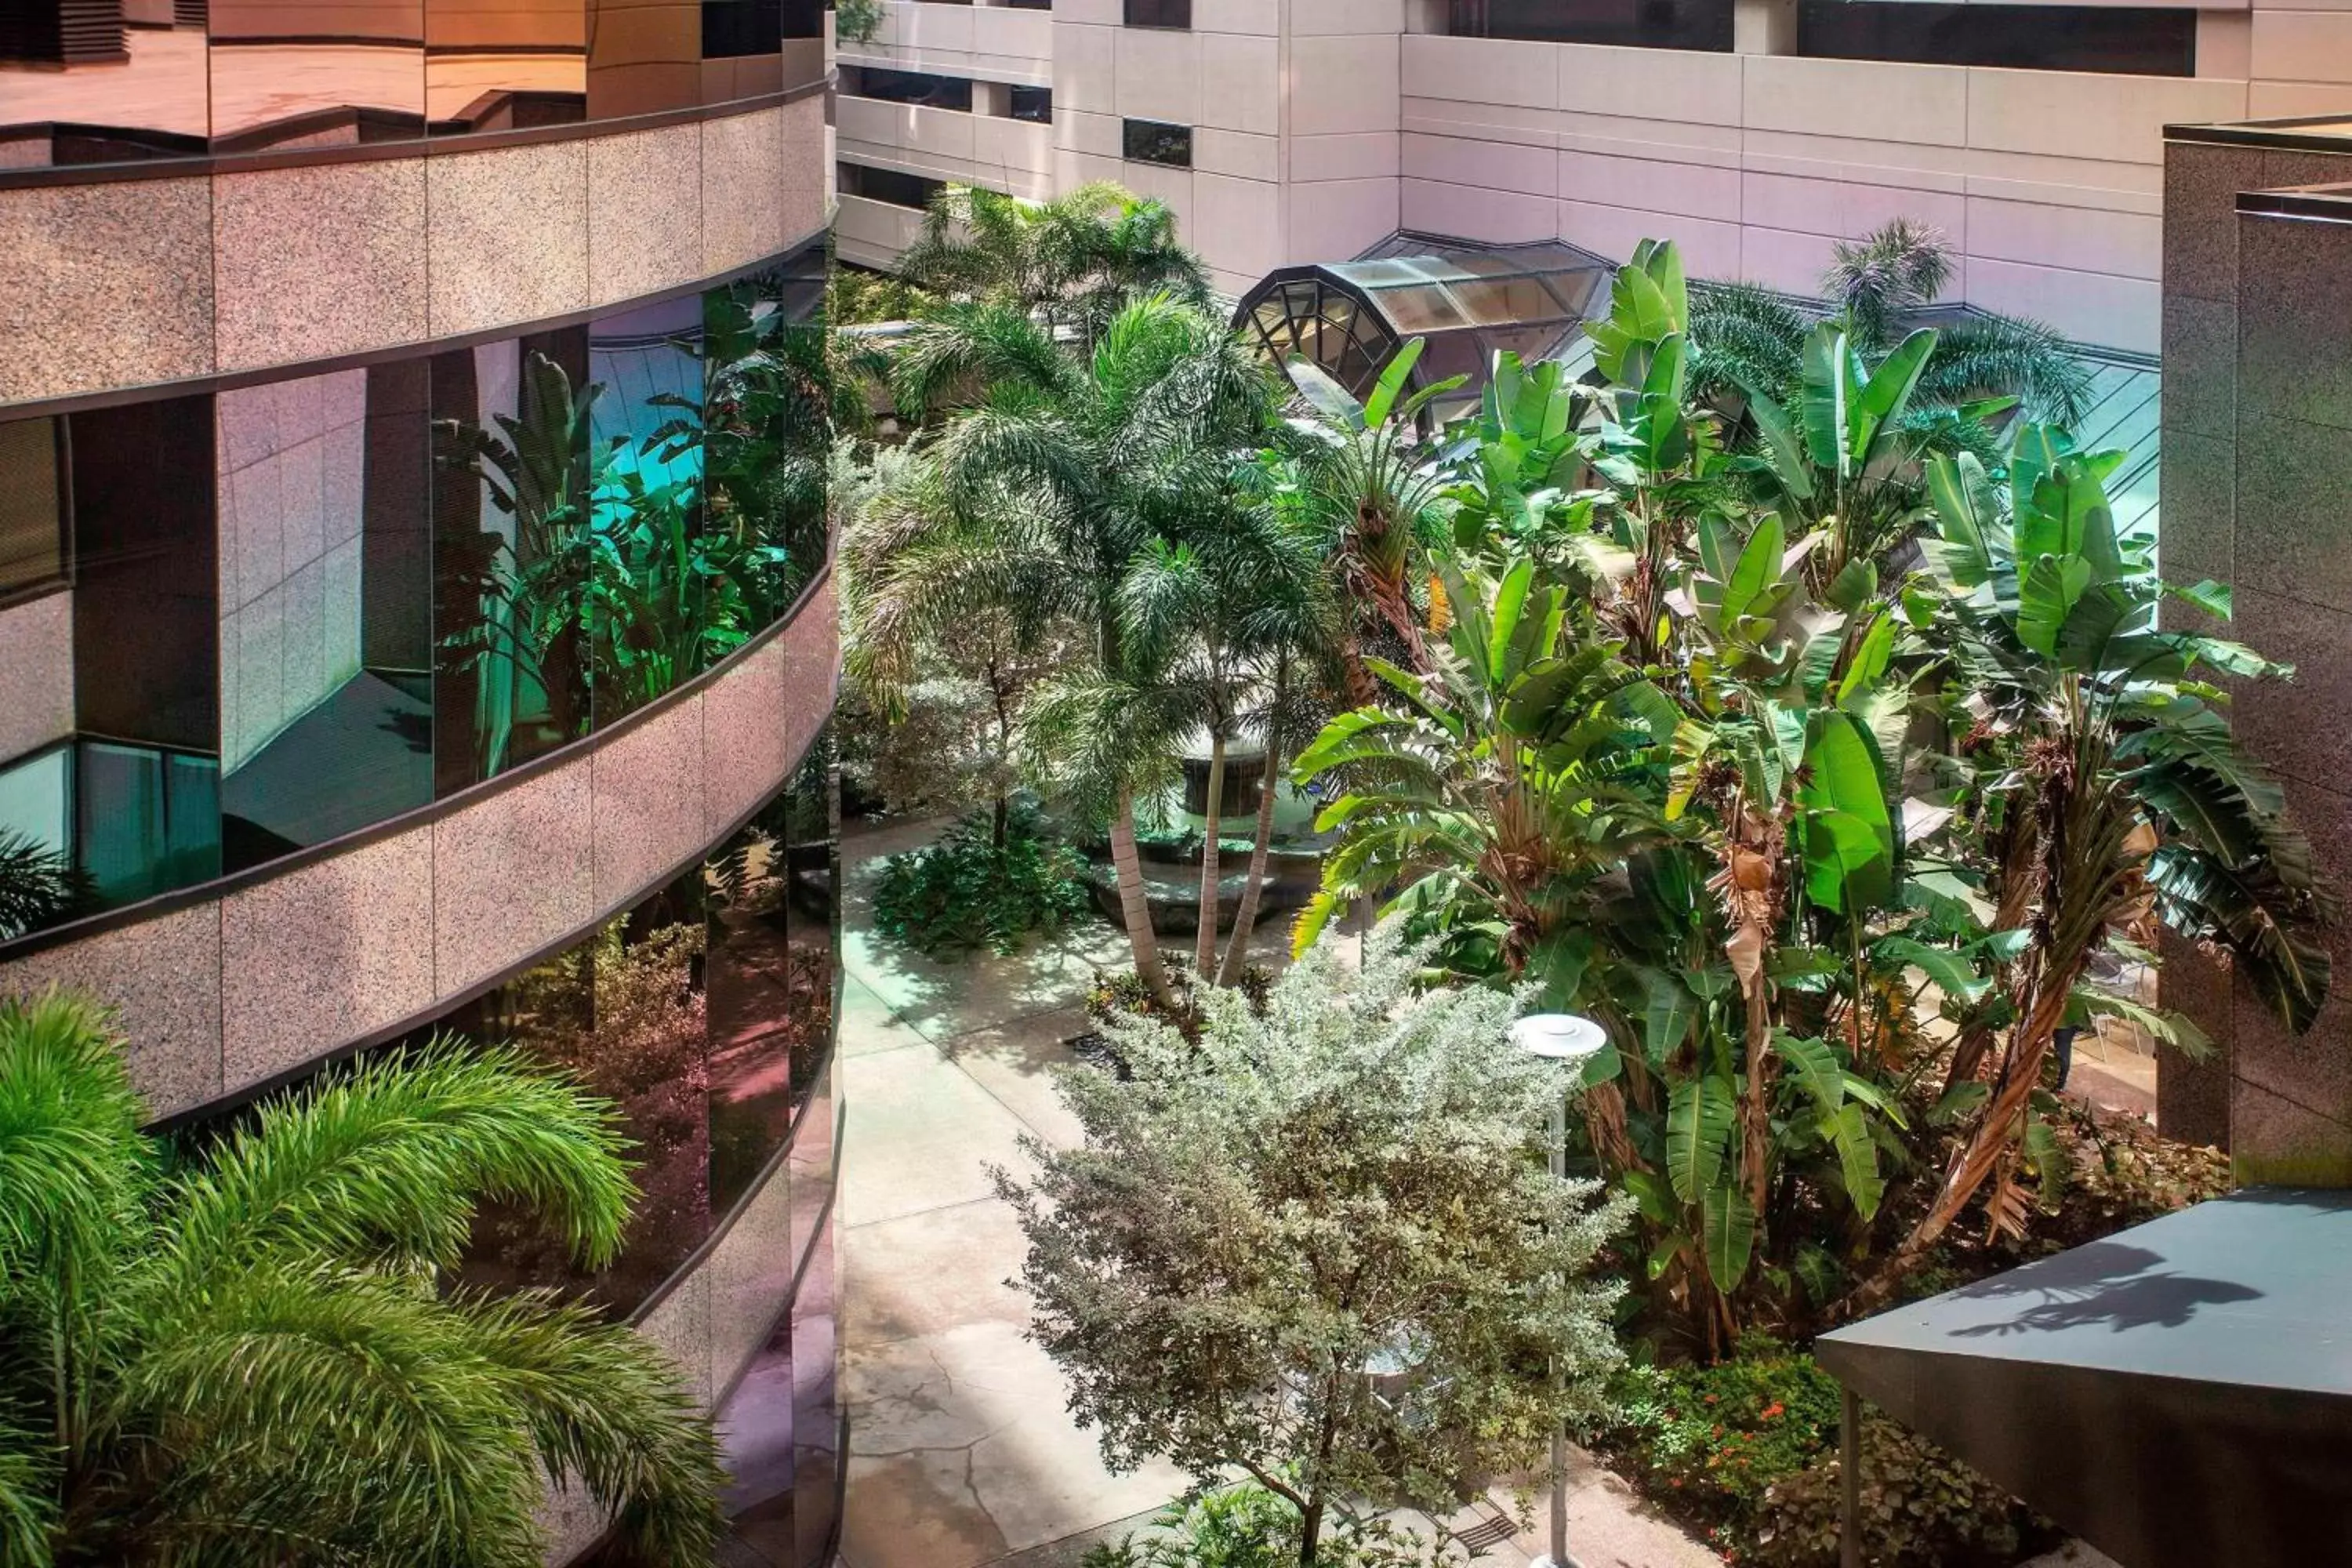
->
[0,16,840,1560]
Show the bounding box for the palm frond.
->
[154,1041,637,1289]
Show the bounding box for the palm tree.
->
[0,993,724,1567]
[852,295,1283,1008]
[0,832,88,942]
[1692,218,2092,425]
[1276,340,1458,702]
[1121,500,1337,978]
[895,183,1213,346]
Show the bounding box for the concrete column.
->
[1733,0,1796,56]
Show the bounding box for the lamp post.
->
[1511,1012,1606,1568]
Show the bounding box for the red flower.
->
[1760,1402,1785,1421]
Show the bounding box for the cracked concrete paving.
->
[832,816,1720,1568]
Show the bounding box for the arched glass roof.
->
[1235,233,1616,403]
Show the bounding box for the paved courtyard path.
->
[833,817,1720,1568]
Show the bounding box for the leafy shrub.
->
[1086,951,1274,1029]
[1596,1341,2045,1567]
[1082,1479,1457,1568]
[834,0,884,42]
[871,801,1091,956]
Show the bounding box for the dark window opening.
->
[845,66,975,111]
[0,417,67,601]
[1125,0,1190,27]
[704,0,783,57]
[1795,2,2194,74]
[1447,0,1732,51]
[782,0,825,36]
[839,162,949,209]
[1009,85,1052,124]
[1123,118,1191,168]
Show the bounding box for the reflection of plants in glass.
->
[441,343,812,750]
[686,282,858,624]
[836,0,884,43]
[482,918,711,1305]
[0,991,724,1564]
[0,828,91,940]
[437,351,597,778]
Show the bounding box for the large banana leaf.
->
[1666,1073,1737,1204]
[1702,1181,1757,1290]
[1797,712,1896,913]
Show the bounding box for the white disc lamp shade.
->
[1510,1012,1606,1064]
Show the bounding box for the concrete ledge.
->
[0,571,839,1124]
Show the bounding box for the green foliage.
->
[1691,217,2090,425]
[1288,237,2327,1345]
[895,183,1211,348]
[0,991,722,1567]
[871,802,1092,956]
[1599,1345,2038,1568]
[0,831,89,942]
[1000,924,1631,1568]
[1082,1479,1455,1568]
[828,263,940,325]
[834,0,884,42]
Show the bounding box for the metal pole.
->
[1840,1385,1862,1568]
[1544,1092,1579,1568]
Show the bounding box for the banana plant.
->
[1581,240,1737,665]
[1844,423,2335,1315]
[1735,321,1941,587]
[1290,552,1672,997]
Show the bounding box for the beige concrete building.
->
[832,0,2352,350]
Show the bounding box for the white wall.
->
[216,368,366,775]
[1399,35,2277,352]
[837,0,1054,87]
[836,94,1055,201]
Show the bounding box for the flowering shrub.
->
[1596,1341,2045,1566]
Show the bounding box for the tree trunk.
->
[1297,1496,1326,1568]
[1218,736,1283,986]
[992,793,1009,853]
[1195,731,1226,975]
[1109,793,1176,1011]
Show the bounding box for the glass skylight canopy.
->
[1235,233,1616,402]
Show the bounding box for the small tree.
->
[998,927,1632,1567]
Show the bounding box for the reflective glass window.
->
[1123,117,1190,168]
[845,65,972,109]
[0,418,66,599]
[1008,85,1051,123]
[838,162,946,209]
[1124,0,1188,26]
[1449,0,1731,50]
[209,0,429,152]
[1795,1,2193,74]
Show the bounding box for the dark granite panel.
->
[2238,209,2352,433]
[2157,927,2232,1149]
[2260,148,2352,194]
[2163,141,2262,305]
[2231,1074,2352,1187]
[2160,293,2234,440]
[2230,585,2352,793]
[2230,412,2352,614]
[2159,427,2233,615]
[2226,775,2352,1135]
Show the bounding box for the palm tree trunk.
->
[1195,731,1226,975]
[1109,792,1176,1011]
[1218,736,1283,987]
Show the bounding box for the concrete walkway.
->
[833,817,1721,1568]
